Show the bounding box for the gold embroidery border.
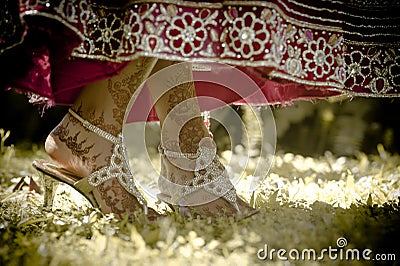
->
[17,2,400,98]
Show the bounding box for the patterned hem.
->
[9,0,400,98]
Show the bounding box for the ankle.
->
[70,106,122,137]
[159,136,217,187]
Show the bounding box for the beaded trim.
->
[158,144,199,160]
[68,109,120,144]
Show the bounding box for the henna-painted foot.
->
[41,109,160,220]
[157,139,257,220]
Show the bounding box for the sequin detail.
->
[16,0,400,97]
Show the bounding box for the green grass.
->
[1,139,399,265]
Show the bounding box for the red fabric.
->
[2,15,128,107]
[2,0,399,114]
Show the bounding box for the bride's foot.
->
[158,138,256,218]
[44,109,154,219]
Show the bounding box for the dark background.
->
[0,89,68,146]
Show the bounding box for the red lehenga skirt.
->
[1,0,400,121]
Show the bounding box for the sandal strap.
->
[68,109,120,144]
[68,108,148,214]
[159,144,239,212]
[158,145,199,159]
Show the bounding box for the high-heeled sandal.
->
[157,139,258,219]
[32,108,151,218]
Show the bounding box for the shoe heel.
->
[39,172,57,208]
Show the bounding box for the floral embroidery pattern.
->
[18,0,400,97]
[166,13,208,57]
[89,13,123,57]
[303,37,335,78]
[228,12,270,59]
[344,50,370,89]
[344,47,400,94]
